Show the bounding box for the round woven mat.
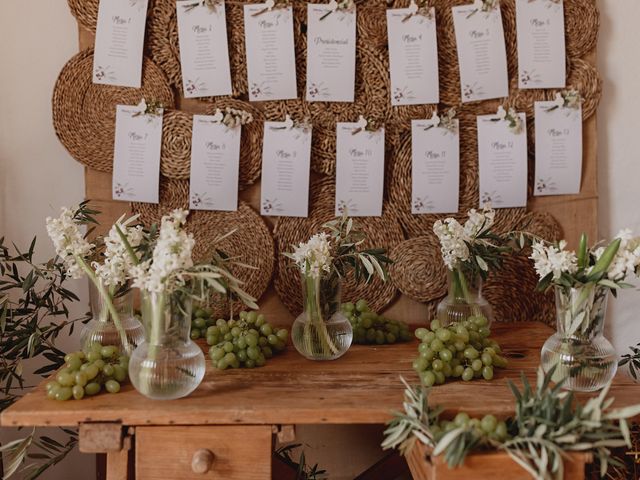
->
[565,0,599,58]
[389,234,448,303]
[566,57,602,121]
[147,0,249,97]
[522,211,563,242]
[159,99,263,189]
[273,177,404,316]
[307,43,391,125]
[67,0,99,33]
[485,254,555,326]
[438,0,517,107]
[52,49,175,172]
[388,114,477,236]
[131,177,275,317]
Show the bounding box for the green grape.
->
[434,371,445,384]
[103,364,115,377]
[432,359,444,371]
[57,372,75,387]
[93,359,106,370]
[436,328,452,342]
[260,324,273,336]
[415,328,429,340]
[482,366,494,380]
[65,355,83,371]
[463,347,479,360]
[471,359,483,372]
[495,421,508,440]
[105,380,121,394]
[87,351,101,363]
[191,329,201,340]
[55,387,73,401]
[194,318,207,329]
[421,371,436,387]
[454,412,470,427]
[113,365,127,383]
[480,415,497,433]
[439,349,453,362]
[72,385,85,400]
[246,311,258,323]
[462,367,474,382]
[355,299,369,312]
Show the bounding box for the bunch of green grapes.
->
[208,311,288,370]
[45,344,128,401]
[413,318,508,386]
[342,300,412,345]
[432,412,510,443]
[190,306,216,340]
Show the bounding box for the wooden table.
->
[2,322,639,479]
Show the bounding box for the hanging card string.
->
[270,115,312,131]
[545,90,582,112]
[487,105,523,134]
[351,115,382,135]
[252,0,291,17]
[467,0,500,19]
[402,0,433,23]
[320,0,356,21]
[182,0,223,13]
[424,109,457,134]
[132,98,164,118]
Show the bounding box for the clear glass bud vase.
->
[541,285,617,392]
[292,273,353,361]
[80,281,144,355]
[129,290,206,400]
[437,268,494,328]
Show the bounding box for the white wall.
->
[0,0,639,479]
[0,1,93,479]
[597,0,640,357]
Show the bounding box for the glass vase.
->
[129,290,206,400]
[541,285,617,392]
[436,268,494,328]
[292,273,353,361]
[80,281,144,355]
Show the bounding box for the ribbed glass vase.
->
[436,268,495,328]
[129,290,205,400]
[541,285,617,392]
[80,281,144,355]
[292,273,353,361]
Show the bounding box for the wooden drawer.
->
[135,426,272,480]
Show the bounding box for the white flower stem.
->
[75,255,130,355]
[303,274,339,357]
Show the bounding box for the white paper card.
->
[260,121,312,217]
[534,101,582,196]
[243,4,297,101]
[387,8,439,106]
[411,119,460,214]
[112,106,163,203]
[306,4,357,102]
[188,115,241,211]
[452,4,509,102]
[477,113,528,208]
[516,0,566,89]
[93,0,149,88]
[176,0,233,98]
[335,123,385,217]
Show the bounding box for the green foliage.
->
[275,443,328,480]
[0,236,90,479]
[619,342,640,381]
[322,214,391,284]
[383,369,640,479]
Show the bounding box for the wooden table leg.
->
[106,435,132,480]
[79,423,133,480]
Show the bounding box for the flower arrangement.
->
[46,203,135,352]
[383,368,640,479]
[284,214,391,359]
[530,231,640,335]
[546,89,582,112]
[320,0,355,21]
[433,205,511,301]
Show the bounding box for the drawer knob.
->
[191,449,215,474]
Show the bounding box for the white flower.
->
[433,218,469,270]
[291,232,333,279]
[131,209,195,293]
[496,105,507,120]
[46,206,94,279]
[553,92,565,108]
[530,240,578,281]
[93,214,144,287]
[595,229,640,281]
[464,205,495,239]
